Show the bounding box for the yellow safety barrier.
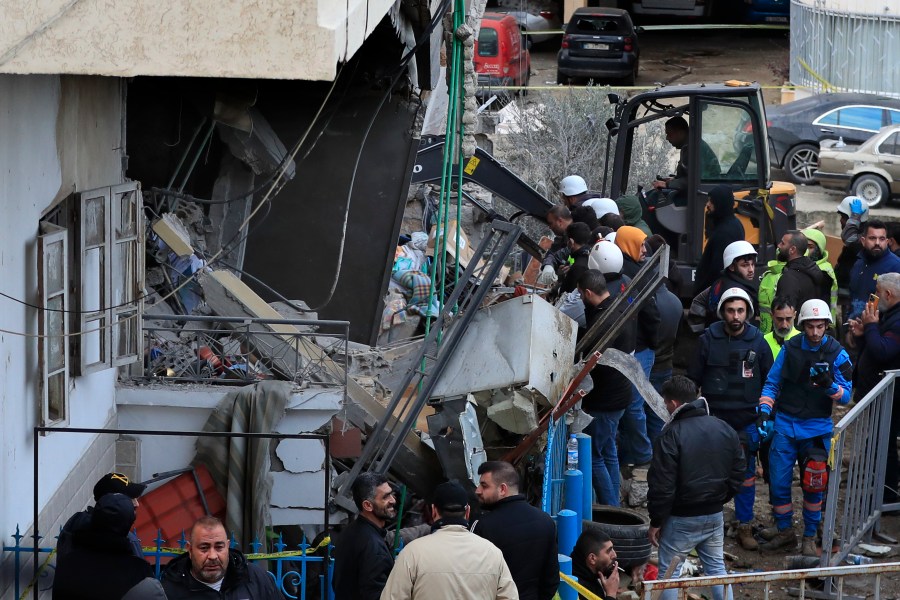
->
[559,571,605,600]
[139,534,332,560]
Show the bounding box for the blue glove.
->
[850,198,864,216]
[756,404,774,441]
[810,363,834,388]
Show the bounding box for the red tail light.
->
[624,36,633,51]
[539,10,554,19]
[562,34,570,49]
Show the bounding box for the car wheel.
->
[852,174,890,209]
[624,68,636,87]
[556,72,568,85]
[784,143,819,185]
[521,70,531,97]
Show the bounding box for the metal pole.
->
[559,554,577,600]
[557,509,578,556]
[564,470,583,538]
[576,433,593,524]
[33,427,40,568]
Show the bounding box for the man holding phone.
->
[757,299,852,556]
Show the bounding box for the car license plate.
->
[584,43,609,50]
[765,16,788,23]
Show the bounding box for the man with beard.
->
[161,516,281,599]
[848,219,900,320]
[772,231,833,323]
[539,205,573,286]
[757,299,852,556]
[694,185,745,296]
[849,273,900,504]
[577,269,638,506]
[332,473,397,600]
[688,287,773,550]
[704,240,759,326]
[473,461,558,600]
[764,298,800,360]
[651,116,721,206]
[570,529,620,600]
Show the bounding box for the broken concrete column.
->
[486,390,538,435]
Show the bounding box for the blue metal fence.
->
[3,527,333,600]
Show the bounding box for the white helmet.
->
[797,299,833,325]
[588,241,624,274]
[717,287,754,320]
[559,175,588,196]
[582,197,619,220]
[722,240,757,268]
[836,196,868,222]
[604,231,617,243]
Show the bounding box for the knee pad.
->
[801,446,829,494]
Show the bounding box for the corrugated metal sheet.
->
[790,0,900,97]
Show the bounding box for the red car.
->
[475,13,531,101]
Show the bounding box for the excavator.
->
[412,81,796,298]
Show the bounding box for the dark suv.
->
[557,8,640,86]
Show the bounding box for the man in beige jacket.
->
[380,481,519,600]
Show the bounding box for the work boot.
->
[760,528,797,552]
[758,525,780,541]
[801,536,818,557]
[737,523,758,551]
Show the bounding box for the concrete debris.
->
[152,213,194,257]
[486,390,539,435]
[627,478,648,508]
[858,543,892,557]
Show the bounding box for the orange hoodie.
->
[614,226,647,263]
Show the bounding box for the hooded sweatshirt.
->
[614,226,646,264]
[694,185,745,295]
[803,228,839,322]
[615,194,651,236]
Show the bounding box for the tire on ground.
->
[582,505,652,570]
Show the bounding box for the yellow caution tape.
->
[797,58,837,93]
[525,23,789,35]
[828,432,840,469]
[141,535,332,560]
[559,571,606,600]
[19,548,56,600]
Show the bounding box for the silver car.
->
[815,125,900,208]
[487,8,561,47]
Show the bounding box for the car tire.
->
[557,72,569,85]
[852,174,890,209]
[582,505,651,570]
[624,68,636,87]
[784,143,819,185]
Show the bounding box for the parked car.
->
[767,93,900,185]
[629,0,711,18]
[475,13,531,102]
[742,0,790,24]
[487,7,561,47]
[557,7,640,86]
[815,125,900,208]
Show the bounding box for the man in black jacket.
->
[560,222,594,294]
[53,494,154,600]
[578,270,638,506]
[473,461,558,600]
[332,472,396,600]
[694,185,745,296]
[161,515,282,599]
[571,529,619,600]
[648,376,744,600]
[774,230,832,312]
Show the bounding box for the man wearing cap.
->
[688,287,773,550]
[381,481,519,600]
[333,472,397,600]
[57,472,147,558]
[473,461,558,600]
[757,299,852,556]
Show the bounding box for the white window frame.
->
[38,222,70,427]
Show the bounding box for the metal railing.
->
[641,561,900,599]
[140,314,349,388]
[821,372,897,568]
[3,526,333,600]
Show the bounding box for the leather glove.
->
[850,198,865,217]
[756,404,774,441]
[810,363,834,388]
[538,265,558,286]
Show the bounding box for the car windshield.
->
[478,27,499,57]
[569,16,623,34]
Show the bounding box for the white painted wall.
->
[794,0,899,14]
[0,74,124,545]
[0,0,397,81]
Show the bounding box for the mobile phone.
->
[869,293,880,311]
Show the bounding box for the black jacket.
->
[621,256,661,351]
[653,285,683,373]
[647,399,745,528]
[472,495,559,600]
[53,494,153,600]
[331,515,394,600]
[855,301,900,400]
[694,187,746,295]
[161,548,283,599]
[562,245,592,294]
[581,295,638,412]
[706,270,760,326]
[775,256,832,312]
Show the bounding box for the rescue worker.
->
[703,240,760,326]
[764,298,800,360]
[834,196,868,291]
[802,228,839,325]
[688,287,773,550]
[559,175,598,208]
[560,223,594,294]
[757,299,852,556]
[587,241,629,300]
[538,205,573,286]
[694,185,745,296]
[760,231,832,334]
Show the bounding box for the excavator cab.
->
[607,83,796,295]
